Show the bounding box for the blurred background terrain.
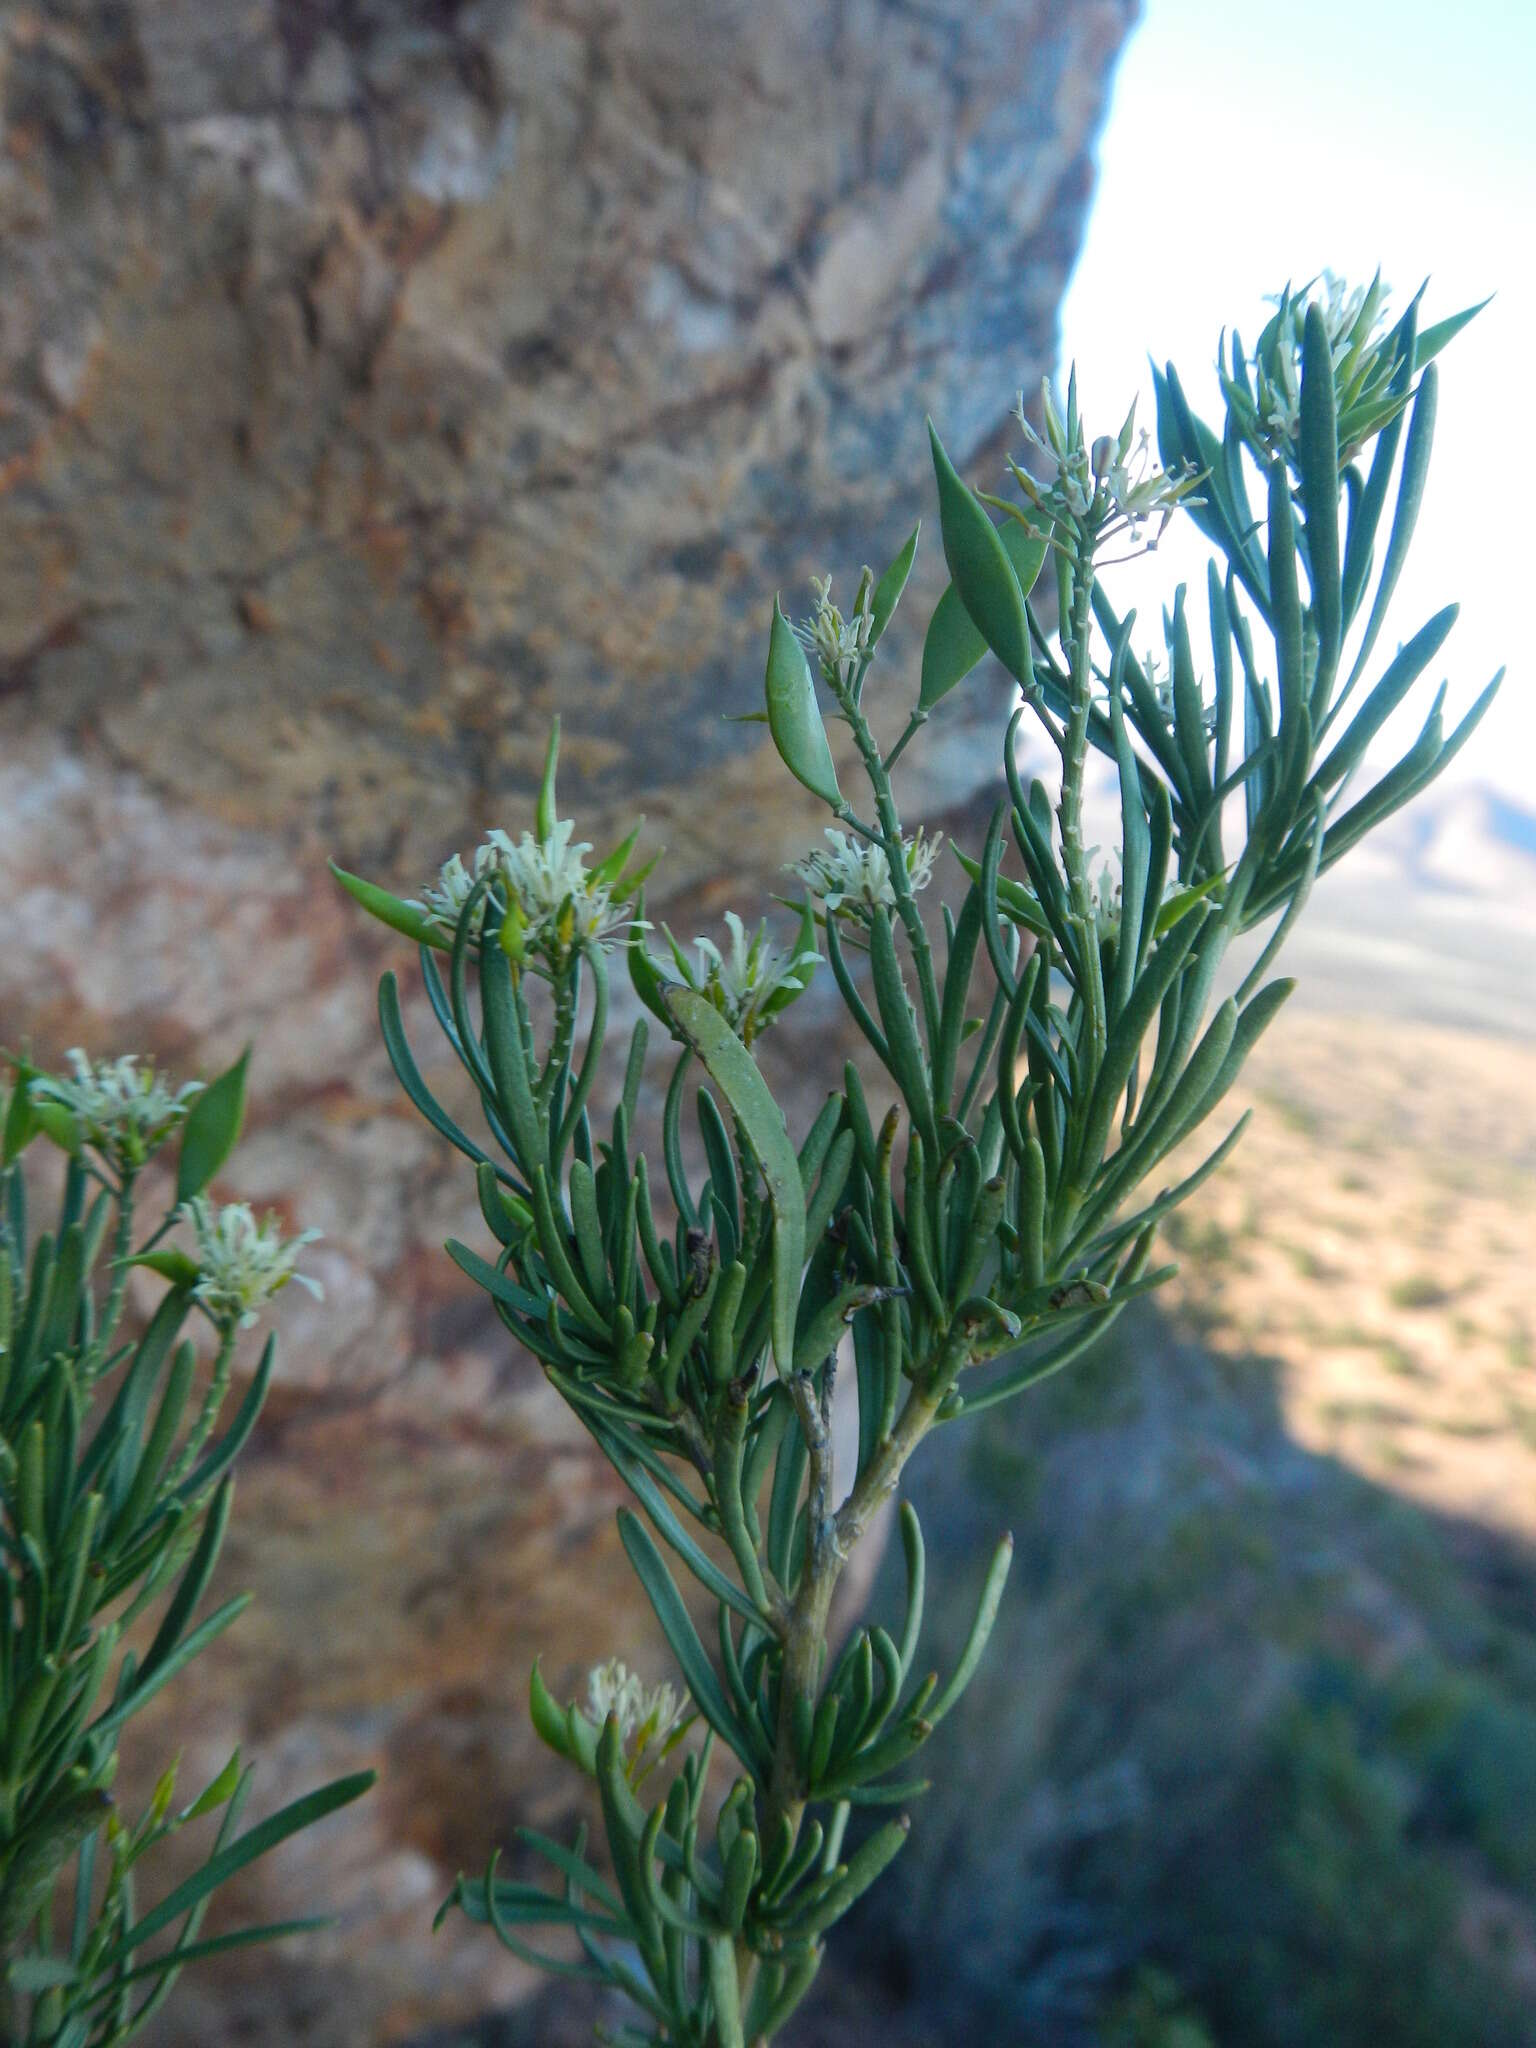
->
[1,0,1533,2042]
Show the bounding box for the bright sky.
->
[1059,0,1532,805]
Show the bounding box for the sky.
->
[1058,0,1533,807]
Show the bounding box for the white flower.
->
[1249,273,1393,456]
[1083,848,1200,946]
[181,1197,323,1329]
[1259,341,1301,442]
[1271,270,1388,364]
[1105,648,1217,737]
[1084,849,1125,941]
[788,827,941,922]
[795,572,875,693]
[31,1051,203,1169]
[1012,380,1199,548]
[414,820,636,963]
[417,843,508,937]
[585,1658,680,1755]
[493,820,632,955]
[680,912,818,1044]
[1013,382,1094,520]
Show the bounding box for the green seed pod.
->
[765,599,841,806]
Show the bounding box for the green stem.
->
[166,1325,238,1486]
[762,1366,840,1853]
[85,1176,137,1387]
[881,710,927,773]
[536,968,579,1119]
[835,1382,941,1560]
[758,1303,969,1876]
[831,686,942,1060]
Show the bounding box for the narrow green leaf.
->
[93,1774,374,1969]
[1169,588,1213,816]
[616,1509,755,1769]
[586,1417,763,1626]
[922,432,1042,702]
[478,933,547,1174]
[933,884,983,1115]
[128,1249,201,1290]
[867,909,936,1158]
[1152,872,1225,937]
[443,1238,545,1321]
[1344,363,1437,695]
[869,523,920,646]
[1414,295,1490,369]
[1070,906,1208,1193]
[1108,643,1150,1021]
[182,1751,243,1824]
[175,1047,249,1204]
[1267,457,1306,771]
[927,1532,1013,1724]
[138,1476,235,1683]
[663,989,803,1376]
[113,1336,198,1540]
[707,1937,746,2048]
[536,718,561,842]
[783,1817,910,1937]
[1298,302,1342,710]
[6,1958,79,1993]
[87,1919,331,1990]
[378,972,500,1174]
[896,1503,926,1683]
[529,1660,594,1771]
[766,1400,808,1590]
[173,1334,274,1502]
[628,895,676,1031]
[329,863,444,949]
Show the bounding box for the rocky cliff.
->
[0,3,1137,2039]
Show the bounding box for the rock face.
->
[1,0,1134,884]
[0,3,1136,2040]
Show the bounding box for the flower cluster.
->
[795,571,875,694]
[657,912,818,1046]
[788,827,941,924]
[417,841,510,937]
[180,1197,323,1330]
[1010,379,1201,553]
[1082,847,1205,949]
[1084,849,1128,943]
[1227,272,1402,465]
[585,1659,681,1758]
[30,1050,204,1171]
[416,821,636,966]
[1096,648,1217,738]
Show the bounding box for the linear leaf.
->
[662,990,803,1376]
[617,1509,755,1770]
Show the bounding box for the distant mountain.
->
[1070,760,1536,1033]
[1366,781,1536,901]
[1213,779,1536,1038]
[1487,788,1536,860]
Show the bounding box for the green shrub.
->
[0,1053,371,2045]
